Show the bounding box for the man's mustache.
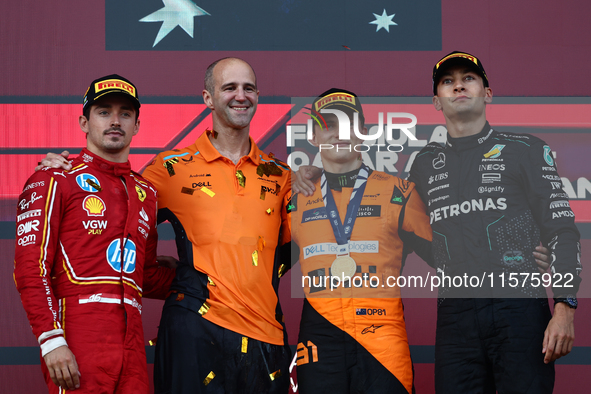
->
[104,127,125,135]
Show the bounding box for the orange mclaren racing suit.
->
[291,168,432,394]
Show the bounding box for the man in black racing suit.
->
[408,51,582,393]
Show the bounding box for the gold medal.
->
[331,256,357,278]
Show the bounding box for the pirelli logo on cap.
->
[95,79,136,97]
[435,52,478,70]
[314,93,356,112]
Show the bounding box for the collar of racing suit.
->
[324,167,368,191]
[445,121,494,152]
[78,148,132,177]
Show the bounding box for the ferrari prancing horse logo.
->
[135,185,146,202]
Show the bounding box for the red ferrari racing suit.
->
[14,148,172,394]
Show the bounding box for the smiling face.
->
[433,63,492,120]
[79,94,139,162]
[203,58,259,132]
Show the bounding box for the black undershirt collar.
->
[324,167,370,191]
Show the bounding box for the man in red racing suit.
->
[14,75,174,394]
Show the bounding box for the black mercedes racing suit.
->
[408,122,582,394]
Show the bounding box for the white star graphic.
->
[140,0,210,47]
[369,9,397,33]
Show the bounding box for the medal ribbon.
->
[320,164,369,247]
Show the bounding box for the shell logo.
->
[83,195,106,217]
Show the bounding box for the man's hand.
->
[292,166,322,196]
[542,302,575,363]
[533,245,551,274]
[157,255,179,269]
[43,345,81,390]
[35,151,72,172]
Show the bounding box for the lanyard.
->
[320,164,369,247]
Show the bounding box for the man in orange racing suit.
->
[290,89,433,394]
